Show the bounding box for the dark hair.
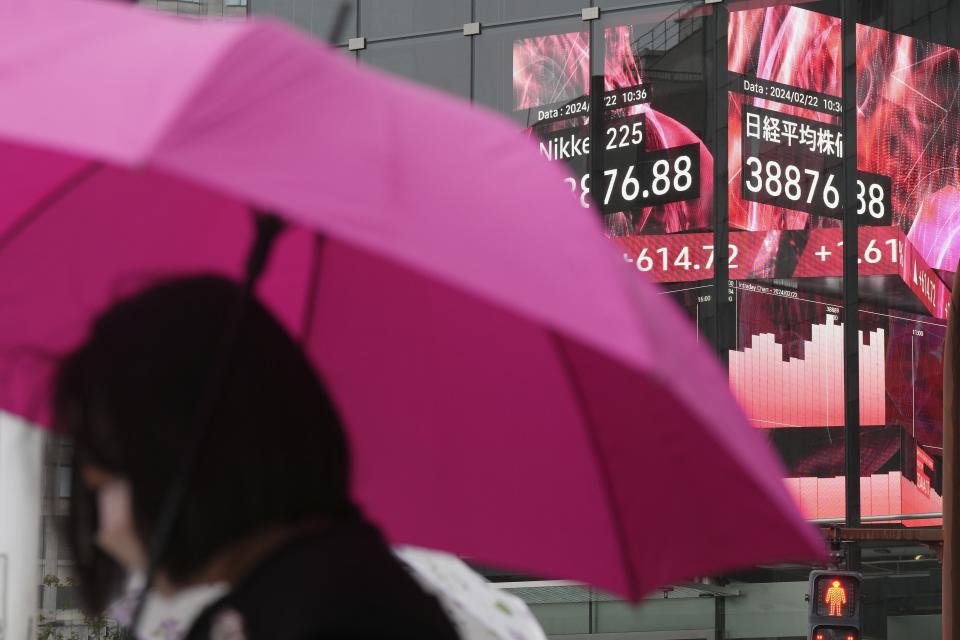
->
[53,275,355,612]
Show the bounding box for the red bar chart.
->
[729,314,886,428]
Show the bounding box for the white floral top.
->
[108,549,546,640]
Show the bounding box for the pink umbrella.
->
[0,0,823,600]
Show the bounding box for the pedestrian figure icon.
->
[825,580,847,616]
[808,570,861,638]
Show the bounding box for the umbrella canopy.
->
[0,0,823,600]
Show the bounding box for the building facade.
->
[31,0,960,638]
[246,1,958,637]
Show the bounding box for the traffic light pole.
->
[715,595,726,640]
[707,2,731,365]
[840,0,861,573]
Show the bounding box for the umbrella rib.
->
[0,162,103,253]
[548,331,640,599]
[299,234,328,345]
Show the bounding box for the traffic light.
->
[808,570,862,640]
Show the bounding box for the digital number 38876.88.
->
[742,155,891,225]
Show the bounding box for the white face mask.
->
[95,479,149,574]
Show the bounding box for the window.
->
[250,0,357,44]
[360,34,471,99]
[56,585,80,611]
[360,0,470,39]
[56,465,71,499]
[476,0,584,24]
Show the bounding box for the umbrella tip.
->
[245,210,286,290]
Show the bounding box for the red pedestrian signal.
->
[813,574,858,618]
[808,570,861,640]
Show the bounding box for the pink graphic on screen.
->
[785,473,942,524]
[513,31,589,111]
[857,24,960,272]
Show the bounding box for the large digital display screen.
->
[732,283,944,522]
[728,5,844,232]
[513,6,715,324]
[727,3,957,522]
[513,15,713,235]
[508,3,957,523]
[729,7,960,252]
